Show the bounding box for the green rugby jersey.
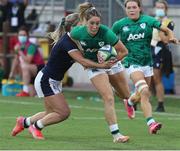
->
[112,14,161,67]
[70,24,118,62]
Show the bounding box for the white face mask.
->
[155,9,165,17]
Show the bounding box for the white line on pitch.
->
[0,100,180,118]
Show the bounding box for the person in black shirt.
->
[6,0,28,32]
[26,8,38,30]
[0,0,7,32]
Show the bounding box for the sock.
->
[127,92,136,106]
[24,117,31,128]
[34,120,44,130]
[109,124,123,139]
[23,85,29,93]
[128,98,134,106]
[146,117,155,126]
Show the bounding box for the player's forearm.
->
[114,41,128,61]
[78,58,109,69]
[160,25,174,41]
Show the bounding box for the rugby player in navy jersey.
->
[11,13,114,140]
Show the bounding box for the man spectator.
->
[0,0,7,32]
[6,0,28,33]
[26,8,38,31]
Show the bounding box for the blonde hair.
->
[48,13,79,44]
[78,2,101,23]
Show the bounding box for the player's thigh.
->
[91,73,114,98]
[109,71,130,98]
[130,71,145,84]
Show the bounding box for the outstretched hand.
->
[169,38,179,44]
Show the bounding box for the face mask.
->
[18,36,27,43]
[155,9,165,17]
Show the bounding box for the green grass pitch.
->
[0,90,180,150]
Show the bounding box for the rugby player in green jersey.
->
[70,2,130,143]
[11,13,115,140]
[112,0,178,134]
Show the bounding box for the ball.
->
[97,45,117,63]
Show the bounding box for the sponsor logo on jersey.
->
[80,41,87,46]
[86,48,98,52]
[127,33,145,41]
[122,26,129,32]
[140,23,146,29]
[98,41,105,47]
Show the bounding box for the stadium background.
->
[1,0,180,93]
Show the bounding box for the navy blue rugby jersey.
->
[42,33,78,80]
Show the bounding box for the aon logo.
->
[127,33,145,41]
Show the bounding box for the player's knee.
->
[63,108,71,120]
[102,94,114,105]
[57,107,71,121]
[135,80,149,97]
[140,87,150,98]
[103,94,114,102]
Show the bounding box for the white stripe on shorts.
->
[49,78,62,95]
[34,71,44,98]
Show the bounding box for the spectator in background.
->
[151,0,175,112]
[9,26,45,97]
[26,8,38,31]
[0,0,8,54]
[6,0,28,33]
[0,0,7,32]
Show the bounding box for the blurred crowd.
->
[0,0,56,96]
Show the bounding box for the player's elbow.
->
[125,49,128,55]
[123,49,128,57]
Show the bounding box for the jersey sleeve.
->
[150,16,161,30]
[70,26,81,40]
[111,21,119,35]
[27,44,36,55]
[55,34,79,53]
[103,26,119,46]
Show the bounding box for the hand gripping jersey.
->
[112,14,161,67]
[70,24,119,63]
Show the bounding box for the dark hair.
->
[78,2,101,22]
[124,0,143,14]
[18,26,29,36]
[124,0,142,8]
[48,13,79,44]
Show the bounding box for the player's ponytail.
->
[78,2,101,23]
[48,13,79,44]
